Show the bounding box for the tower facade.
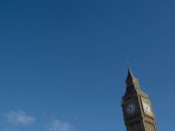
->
[121,68,158,131]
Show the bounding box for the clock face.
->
[142,98,153,116]
[143,102,151,112]
[126,103,137,115]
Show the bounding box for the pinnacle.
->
[126,67,137,81]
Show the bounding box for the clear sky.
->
[0,0,174,131]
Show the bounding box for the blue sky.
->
[0,0,174,130]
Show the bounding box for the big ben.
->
[122,67,158,131]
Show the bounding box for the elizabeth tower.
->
[121,68,158,131]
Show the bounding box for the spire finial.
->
[128,66,134,78]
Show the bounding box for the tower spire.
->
[125,66,140,90]
[126,66,136,81]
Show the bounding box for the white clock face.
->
[143,102,153,116]
[126,103,137,115]
[142,97,153,116]
[143,102,151,112]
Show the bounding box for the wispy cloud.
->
[3,110,35,126]
[48,119,72,131]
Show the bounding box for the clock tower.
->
[121,67,158,131]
